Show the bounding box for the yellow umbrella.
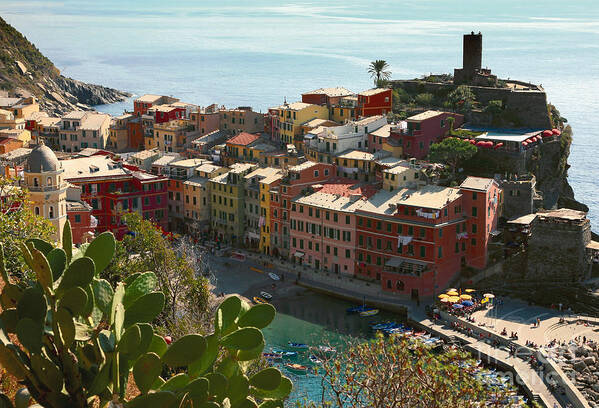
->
[438,294,449,299]
[440,298,450,303]
[446,290,459,296]
[448,296,460,303]
[465,289,476,293]
[460,294,472,300]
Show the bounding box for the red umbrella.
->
[476,141,485,147]
[469,140,476,145]
[552,128,561,136]
[494,142,504,149]
[522,141,528,146]
[542,130,553,137]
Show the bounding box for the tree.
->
[104,212,211,338]
[303,335,511,408]
[428,137,477,175]
[0,226,291,407]
[368,60,391,85]
[447,85,476,112]
[0,177,54,279]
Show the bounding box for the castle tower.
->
[24,141,68,243]
[462,32,482,75]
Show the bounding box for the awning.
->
[385,257,404,268]
[294,251,305,258]
[490,230,502,236]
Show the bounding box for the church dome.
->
[26,141,61,173]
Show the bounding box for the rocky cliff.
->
[0,17,130,115]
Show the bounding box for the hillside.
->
[0,17,130,115]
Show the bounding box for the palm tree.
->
[368,60,391,85]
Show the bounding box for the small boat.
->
[272,349,298,359]
[359,309,379,317]
[260,291,272,300]
[287,341,309,350]
[316,345,336,355]
[268,273,280,281]
[284,363,308,375]
[253,296,268,304]
[262,352,282,361]
[309,355,323,365]
[346,305,370,314]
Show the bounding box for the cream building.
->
[23,142,68,242]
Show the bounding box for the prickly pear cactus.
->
[0,220,291,407]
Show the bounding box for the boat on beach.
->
[287,341,309,350]
[309,355,323,364]
[285,363,308,375]
[260,291,272,299]
[253,296,268,304]
[268,272,280,281]
[359,309,379,317]
[272,349,298,358]
[262,352,282,361]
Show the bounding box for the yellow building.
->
[273,102,329,148]
[258,171,283,254]
[330,96,358,123]
[381,160,427,192]
[209,163,256,246]
[0,128,32,145]
[150,119,193,153]
[183,162,228,236]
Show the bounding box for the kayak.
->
[309,355,323,364]
[268,273,280,281]
[253,296,268,304]
[285,363,308,375]
[262,352,282,360]
[287,341,309,350]
[260,291,272,300]
[359,309,379,317]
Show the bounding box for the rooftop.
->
[407,110,444,122]
[227,132,260,146]
[244,167,282,182]
[62,111,87,120]
[169,158,208,169]
[507,213,538,226]
[0,97,21,107]
[303,118,338,129]
[288,161,318,172]
[359,185,462,214]
[537,208,587,222]
[337,149,375,161]
[135,94,164,103]
[359,88,389,97]
[294,191,367,213]
[184,176,209,187]
[375,156,407,168]
[229,162,256,174]
[195,162,223,174]
[274,102,313,111]
[303,87,354,97]
[317,178,378,198]
[473,129,543,143]
[151,154,180,167]
[250,143,278,152]
[25,111,49,122]
[61,155,126,179]
[355,115,385,126]
[460,176,496,192]
[369,124,392,138]
[66,200,92,211]
[37,117,61,127]
[130,149,160,161]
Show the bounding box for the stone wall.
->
[527,216,592,282]
[502,176,536,219]
[390,80,552,129]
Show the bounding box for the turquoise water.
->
[2,1,598,229]
[266,292,384,404]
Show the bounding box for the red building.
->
[62,156,168,239]
[66,200,95,244]
[301,87,354,107]
[133,94,179,117]
[150,104,189,124]
[392,111,464,159]
[269,161,336,257]
[127,118,144,151]
[354,177,499,300]
[357,88,392,117]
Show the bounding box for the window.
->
[420,246,426,257]
[358,217,362,226]
[386,223,391,232]
[376,221,381,230]
[471,238,476,246]
[472,207,478,217]
[74,214,81,223]
[376,239,381,249]
[35,207,40,215]
[345,249,350,258]
[314,170,319,177]
[438,247,443,258]
[472,192,477,200]
[387,280,392,289]
[472,224,477,233]
[333,213,338,222]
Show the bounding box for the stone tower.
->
[24,141,68,243]
[462,32,482,76]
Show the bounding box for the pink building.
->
[392,111,464,159]
[459,176,502,269]
[289,179,377,274]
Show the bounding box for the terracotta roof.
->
[302,87,354,97]
[227,132,260,146]
[317,178,378,198]
[460,176,496,192]
[359,88,389,97]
